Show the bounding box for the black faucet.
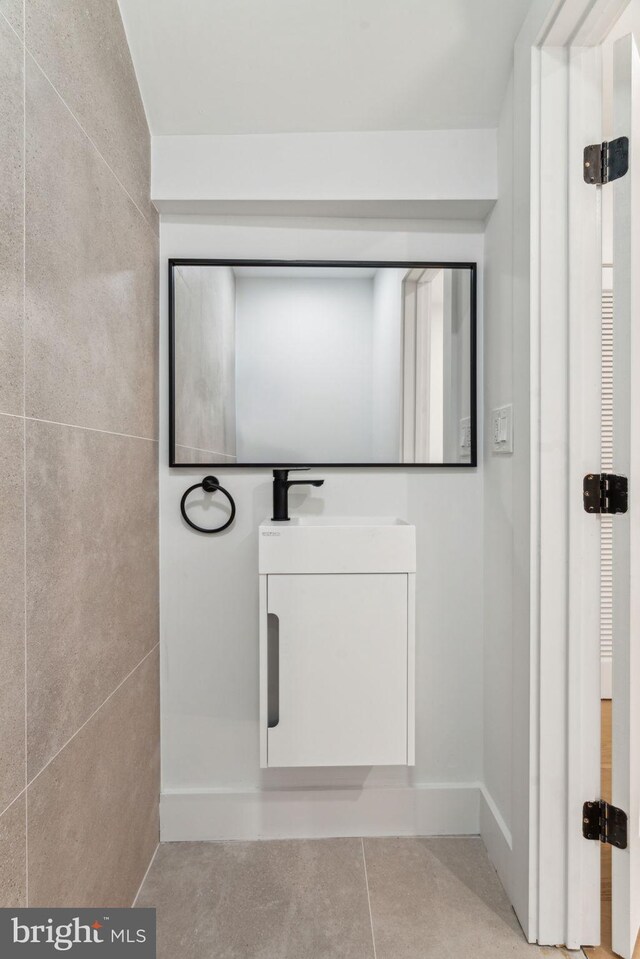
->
[272,468,325,521]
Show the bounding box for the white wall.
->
[235,275,374,462]
[153,0,556,938]
[151,130,498,221]
[159,217,484,840]
[371,269,404,461]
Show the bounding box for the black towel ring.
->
[180,476,236,534]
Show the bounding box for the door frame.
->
[532,0,629,948]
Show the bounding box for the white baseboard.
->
[161,783,481,842]
[479,784,513,896]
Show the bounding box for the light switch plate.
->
[491,404,513,453]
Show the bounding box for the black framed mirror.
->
[169,259,477,467]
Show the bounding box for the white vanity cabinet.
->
[259,517,416,768]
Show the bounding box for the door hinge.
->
[583,800,628,849]
[583,473,628,514]
[584,136,629,184]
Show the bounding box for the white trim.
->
[542,0,595,44]
[574,0,630,46]
[610,33,640,958]
[480,783,513,850]
[529,37,543,950]
[540,0,628,45]
[533,33,603,952]
[533,0,626,949]
[566,41,603,951]
[480,786,514,900]
[537,42,572,946]
[160,783,481,842]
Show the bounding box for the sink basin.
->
[259,515,416,574]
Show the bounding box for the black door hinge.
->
[583,800,627,848]
[584,137,629,184]
[583,473,628,514]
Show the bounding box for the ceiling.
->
[118,0,532,136]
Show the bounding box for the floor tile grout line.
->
[0,8,157,239]
[23,48,158,238]
[132,842,160,906]
[0,6,21,44]
[174,444,237,458]
[24,415,158,444]
[361,838,378,959]
[26,643,159,792]
[22,0,28,902]
[0,411,158,445]
[0,786,27,824]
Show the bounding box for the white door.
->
[266,573,408,768]
[611,32,640,959]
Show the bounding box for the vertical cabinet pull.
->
[267,613,279,728]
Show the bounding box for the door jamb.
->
[532,0,628,948]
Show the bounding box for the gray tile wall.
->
[0,0,159,907]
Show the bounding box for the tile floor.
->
[137,836,584,959]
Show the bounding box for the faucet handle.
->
[272,467,310,481]
[271,467,323,521]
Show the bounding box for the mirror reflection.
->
[170,262,476,466]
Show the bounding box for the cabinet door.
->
[267,573,408,767]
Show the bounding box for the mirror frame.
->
[168,258,478,468]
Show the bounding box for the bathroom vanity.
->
[258,516,416,768]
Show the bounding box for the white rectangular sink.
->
[259,515,416,574]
